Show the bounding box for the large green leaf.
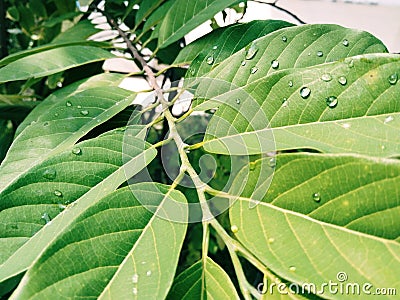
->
[0,85,135,194]
[231,154,400,241]
[0,46,114,84]
[229,189,400,299]
[201,54,400,156]
[158,0,242,48]
[185,20,294,77]
[9,183,187,300]
[192,23,387,88]
[0,127,157,284]
[0,20,107,67]
[167,257,240,299]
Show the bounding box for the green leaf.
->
[185,20,294,77]
[9,183,187,300]
[201,54,400,156]
[158,0,242,48]
[15,73,126,136]
[0,85,135,194]
[0,127,157,284]
[193,23,387,88]
[142,0,175,33]
[231,154,400,240]
[229,186,400,299]
[167,257,240,299]
[135,0,164,25]
[0,20,106,67]
[0,46,114,84]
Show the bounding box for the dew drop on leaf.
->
[388,73,398,85]
[282,98,288,107]
[268,157,276,168]
[312,192,321,202]
[384,116,394,124]
[77,105,82,109]
[66,101,72,107]
[231,225,239,233]
[250,67,258,74]
[54,113,59,117]
[80,110,89,116]
[268,237,275,244]
[54,190,63,197]
[42,168,56,180]
[289,266,296,272]
[300,87,311,99]
[288,80,293,87]
[282,36,287,42]
[241,61,246,66]
[236,99,241,104]
[146,270,152,276]
[326,96,338,108]
[212,45,218,50]
[245,43,258,60]
[347,59,354,68]
[316,50,323,57]
[41,213,51,224]
[72,147,82,155]
[338,76,347,85]
[271,60,279,69]
[321,74,332,82]
[206,56,214,65]
[342,39,349,47]
[132,274,139,283]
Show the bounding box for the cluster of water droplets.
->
[132,265,153,296]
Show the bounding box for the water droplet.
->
[271,60,279,69]
[321,74,332,82]
[289,266,296,272]
[338,76,347,85]
[54,190,63,197]
[347,59,354,68]
[231,225,239,233]
[43,122,49,126]
[212,45,218,50]
[42,168,56,180]
[249,162,256,171]
[250,67,258,74]
[132,288,138,295]
[80,110,89,116]
[146,270,152,276]
[342,39,349,47]
[342,123,351,129]
[282,36,287,42]
[384,116,394,124]
[141,261,147,265]
[316,50,323,57]
[241,61,246,66]
[381,145,386,150]
[72,147,82,155]
[288,80,293,87]
[66,101,72,107]
[300,87,311,99]
[245,43,258,60]
[54,113,59,117]
[132,274,139,283]
[206,56,214,65]
[312,192,321,202]
[388,73,398,85]
[236,99,241,104]
[41,213,51,224]
[268,237,275,244]
[326,96,338,108]
[77,105,82,109]
[268,157,276,168]
[282,98,288,107]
